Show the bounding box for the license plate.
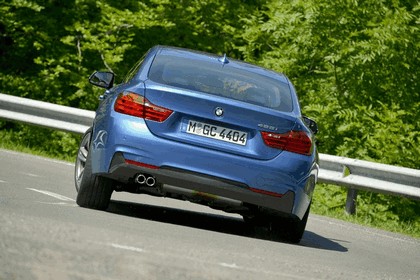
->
[186,120,247,146]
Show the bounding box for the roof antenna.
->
[218,53,229,65]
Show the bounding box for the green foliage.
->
[237,0,420,168]
[334,102,420,168]
[0,0,419,236]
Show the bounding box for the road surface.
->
[0,149,419,279]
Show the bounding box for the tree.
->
[236,0,420,168]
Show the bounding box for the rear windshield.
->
[148,54,293,112]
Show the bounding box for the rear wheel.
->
[271,203,311,244]
[243,203,311,244]
[75,128,114,210]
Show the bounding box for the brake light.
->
[261,130,312,156]
[114,92,173,122]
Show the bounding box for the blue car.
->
[74,45,319,243]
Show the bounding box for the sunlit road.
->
[0,149,419,279]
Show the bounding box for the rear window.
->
[148,54,293,112]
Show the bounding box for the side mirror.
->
[303,116,318,134]
[89,71,115,89]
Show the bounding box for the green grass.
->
[1,134,73,162]
[1,128,419,239]
[1,142,77,163]
[0,124,78,162]
[312,184,420,239]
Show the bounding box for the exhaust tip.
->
[135,174,147,185]
[146,176,156,187]
[135,174,157,187]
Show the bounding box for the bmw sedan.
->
[74,45,319,243]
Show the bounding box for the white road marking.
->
[38,201,77,207]
[0,180,6,183]
[24,173,41,177]
[219,262,240,269]
[105,242,309,279]
[110,243,145,253]
[27,188,75,202]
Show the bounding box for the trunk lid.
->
[144,81,297,160]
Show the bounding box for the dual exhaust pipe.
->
[135,173,156,187]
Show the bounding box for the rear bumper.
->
[106,152,295,215]
[91,112,317,218]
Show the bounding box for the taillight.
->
[114,92,173,122]
[261,130,312,156]
[114,92,144,117]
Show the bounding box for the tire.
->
[74,128,92,192]
[75,128,114,210]
[271,203,311,244]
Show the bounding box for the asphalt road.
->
[0,149,419,280]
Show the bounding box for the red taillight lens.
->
[114,92,173,122]
[261,130,312,156]
[115,92,144,117]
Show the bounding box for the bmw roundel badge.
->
[215,107,224,117]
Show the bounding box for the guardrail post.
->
[345,189,358,215]
[342,164,357,214]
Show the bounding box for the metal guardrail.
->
[318,154,420,213]
[1,93,419,213]
[0,93,94,134]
